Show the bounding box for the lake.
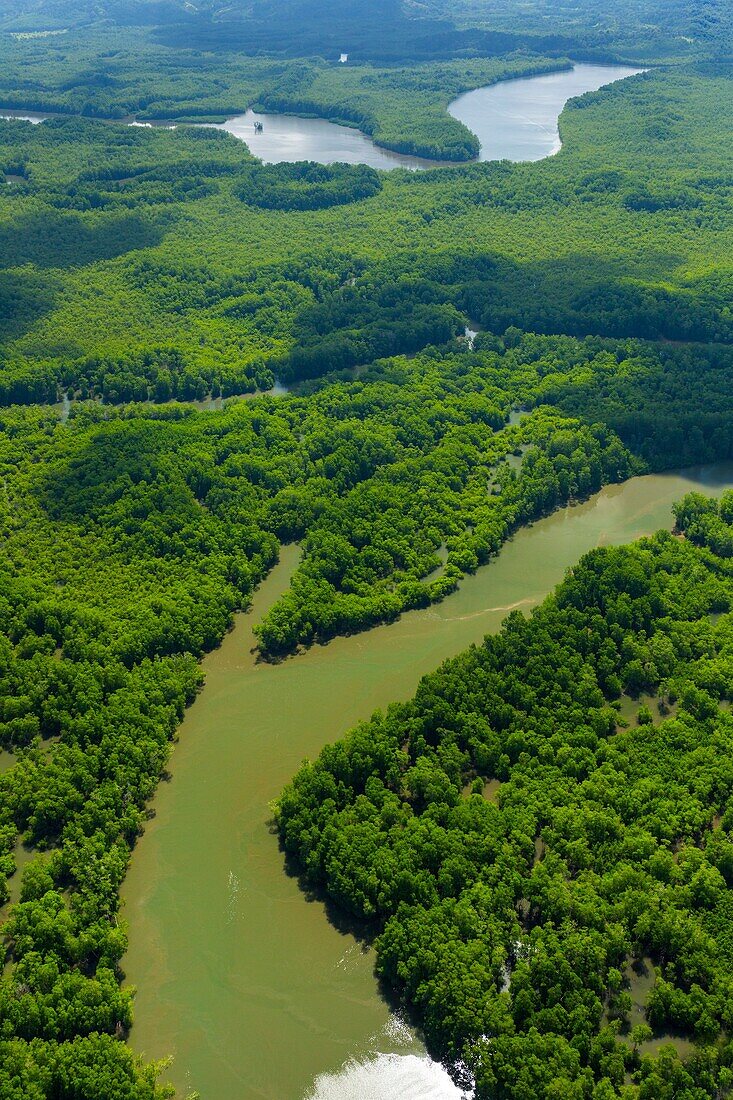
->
[122,461,733,1100]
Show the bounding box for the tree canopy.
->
[277,523,733,1098]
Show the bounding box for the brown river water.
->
[122,461,733,1100]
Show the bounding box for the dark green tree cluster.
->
[276,527,733,1097]
[151,0,582,65]
[459,257,732,345]
[62,347,274,406]
[235,161,382,210]
[674,492,733,558]
[427,0,732,63]
[499,335,733,470]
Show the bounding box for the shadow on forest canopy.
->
[0,210,167,269]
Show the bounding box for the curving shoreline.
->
[215,62,644,168]
[122,462,733,1100]
[447,61,644,162]
[0,62,644,170]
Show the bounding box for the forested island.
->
[0,0,731,1096]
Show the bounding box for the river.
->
[0,108,49,122]
[0,63,641,169]
[448,61,643,162]
[121,460,733,1100]
[214,62,642,167]
[213,108,453,170]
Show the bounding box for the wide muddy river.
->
[122,461,733,1100]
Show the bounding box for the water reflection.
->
[0,63,645,168]
[213,108,451,170]
[448,62,645,162]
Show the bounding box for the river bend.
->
[122,461,733,1100]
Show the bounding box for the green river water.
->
[121,462,733,1100]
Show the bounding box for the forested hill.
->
[0,0,583,60]
[276,515,733,1098]
[149,0,582,64]
[1,0,727,61]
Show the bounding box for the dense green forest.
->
[0,62,729,405]
[0,30,572,154]
[0,0,731,1095]
[2,0,724,62]
[277,521,733,1097]
[1,323,733,1096]
[0,0,627,62]
[429,0,732,62]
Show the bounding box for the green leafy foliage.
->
[0,64,729,403]
[2,309,732,1094]
[235,161,382,210]
[674,492,733,558]
[277,527,733,1097]
[0,6,730,1096]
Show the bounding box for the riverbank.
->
[214,62,643,167]
[1,61,644,170]
[122,461,733,1100]
[448,61,644,162]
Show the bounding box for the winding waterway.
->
[213,108,453,170]
[122,461,733,1100]
[448,61,643,162]
[211,62,642,167]
[1,62,642,168]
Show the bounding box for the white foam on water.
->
[382,1012,413,1046]
[306,1053,468,1100]
[334,942,361,972]
[225,869,240,924]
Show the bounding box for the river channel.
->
[0,60,643,170]
[448,61,643,162]
[214,62,642,167]
[122,460,733,1100]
